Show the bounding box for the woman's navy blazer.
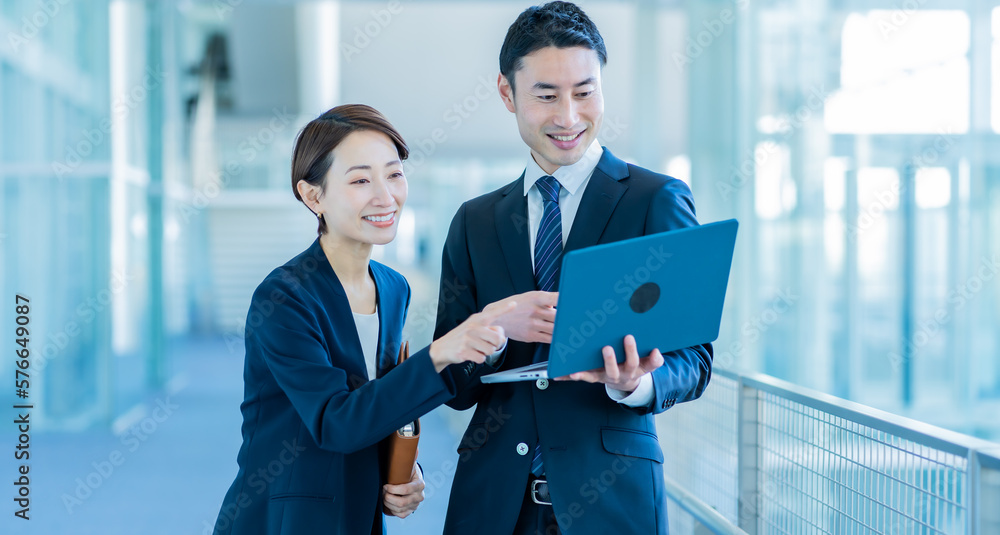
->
[214,239,456,535]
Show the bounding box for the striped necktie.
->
[533,175,563,296]
[531,175,562,477]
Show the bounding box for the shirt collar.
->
[523,140,604,197]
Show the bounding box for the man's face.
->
[499,46,605,175]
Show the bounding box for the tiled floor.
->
[1,335,464,535]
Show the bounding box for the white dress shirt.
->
[489,140,654,407]
[522,139,603,264]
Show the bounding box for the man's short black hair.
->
[499,1,607,91]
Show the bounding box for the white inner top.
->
[353,305,380,379]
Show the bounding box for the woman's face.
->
[315,129,408,246]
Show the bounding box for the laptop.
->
[480,219,738,383]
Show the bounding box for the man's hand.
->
[483,291,558,344]
[382,464,425,519]
[556,335,663,393]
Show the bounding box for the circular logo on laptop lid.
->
[629,282,660,314]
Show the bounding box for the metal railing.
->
[656,369,1000,534]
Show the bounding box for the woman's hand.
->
[429,302,514,373]
[382,464,425,518]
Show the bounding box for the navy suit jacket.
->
[214,239,456,535]
[438,149,713,535]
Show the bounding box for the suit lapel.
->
[368,261,398,379]
[564,148,630,254]
[494,149,630,292]
[495,175,537,295]
[312,243,371,381]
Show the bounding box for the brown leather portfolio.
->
[385,341,419,485]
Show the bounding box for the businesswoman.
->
[213,105,508,535]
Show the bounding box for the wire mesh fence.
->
[657,369,1000,535]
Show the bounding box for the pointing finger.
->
[480,301,516,322]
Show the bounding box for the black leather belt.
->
[529,478,551,506]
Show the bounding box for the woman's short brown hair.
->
[291,104,409,234]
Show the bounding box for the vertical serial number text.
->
[13,294,32,520]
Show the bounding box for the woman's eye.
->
[352,178,369,185]
[389,172,404,179]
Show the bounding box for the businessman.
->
[436,2,713,534]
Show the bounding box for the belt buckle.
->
[530,479,552,506]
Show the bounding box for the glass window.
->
[915,167,951,209]
[824,158,848,273]
[993,7,1000,133]
[827,11,970,134]
[754,142,796,220]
